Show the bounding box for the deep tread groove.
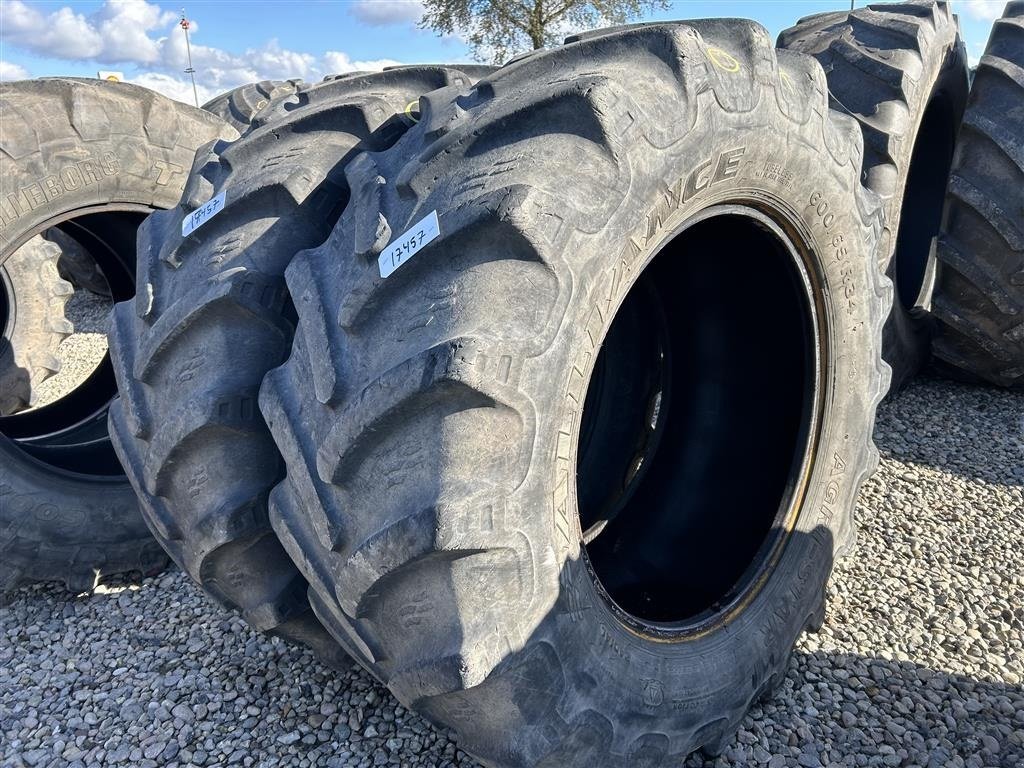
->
[262,20,891,767]
[202,79,306,135]
[0,236,72,415]
[108,66,493,658]
[779,0,968,391]
[931,1,1024,387]
[0,78,232,591]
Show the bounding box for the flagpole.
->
[181,9,199,107]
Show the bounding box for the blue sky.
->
[0,1,1008,104]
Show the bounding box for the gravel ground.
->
[33,285,111,407]
[1,374,1022,768]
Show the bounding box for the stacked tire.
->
[780,0,1024,391]
[201,78,306,133]
[779,0,969,391]
[106,18,893,767]
[107,67,492,668]
[0,78,234,592]
[931,1,1024,388]
[0,235,72,415]
[6,2,1022,766]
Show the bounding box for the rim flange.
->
[572,202,827,641]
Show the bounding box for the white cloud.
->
[138,37,402,105]
[130,71,217,105]
[349,0,424,26]
[321,51,403,74]
[0,0,177,63]
[0,60,30,80]
[134,50,398,106]
[967,40,985,68]
[92,0,177,63]
[245,39,318,80]
[1,0,103,59]
[0,1,412,106]
[960,0,1006,22]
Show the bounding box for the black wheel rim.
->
[575,205,823,637]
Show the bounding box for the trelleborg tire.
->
[0,78,234,592]
[107,67,490,668]
[0,235,73,415]
[778,0,969,391]
[931,1,1024,388]
[259,21,891,765]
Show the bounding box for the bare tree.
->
[421,0,670,63]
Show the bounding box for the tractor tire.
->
[931,1,1024,388]
[201,79,306,134]
[260,21,890,766]
[205,67,500,136]
[386,63,499,81]
[779,0,969,391]
[0,235,73,415]
[108,67,491,668]
[0,78,233,592]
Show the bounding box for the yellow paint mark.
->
[707,46,741,73]
[404,100,421,123]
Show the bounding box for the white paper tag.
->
[378,210,441,278]
[181,190,226,238]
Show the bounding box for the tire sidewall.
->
[0,88,172,506]
[433,97,881,761]
[0,80,229,584]
[0,136,186,262]
[0,79,231,261]
[0,435,146,544]
[0,129,148,543]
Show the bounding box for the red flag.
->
[180,18,190,30]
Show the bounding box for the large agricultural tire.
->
[387,63,498,81]
[0,78,234,592]
[778,0,969,392]
[201,79,306,134]
[108,67,490,668]
[204,66,499,137]
[931,1,1024,388]
[0,235,73,415]
[260,21,891,765]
